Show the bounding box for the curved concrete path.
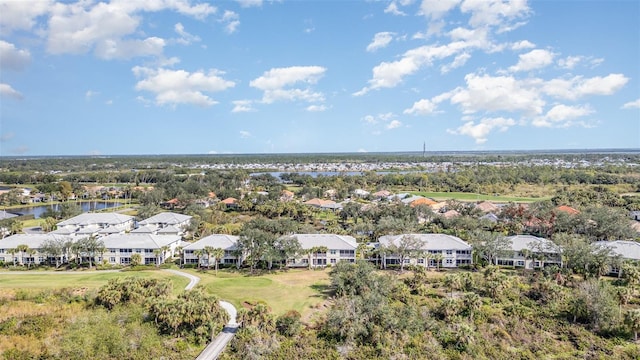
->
[163,269,238,360]
[163,269,200,290]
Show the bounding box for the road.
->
[164,269,239,360]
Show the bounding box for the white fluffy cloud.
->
[532,104,594,127]
[236,0,262,8]
[511,40,535,50]
[404,98,438,115]
[232,100,255,113]
[450,73,545,115]
[46,0,215,59]
[175,23,201,45]
[448,117,515,144]
[239,130,252,138]
[250,66,326,104]
[622,99,640,109]
[366,32,395,52]
[132,66,235,107]
[542,73,629,100]
[220,10,240,34]
[387,120,402,129]
[0,40,30,71]
[0,0,52,34]
[509,49,555,72]
[0,83,23,100]
[460,0,531,31]
[306,104,327,112]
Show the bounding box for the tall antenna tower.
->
[423,141,426,157]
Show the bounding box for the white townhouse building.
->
[182,234,242,267]
[592,240,640,275]
[288,234,358,268]
[0,233,73,265]
[101,234,182,265]
[378,233,473,268]
[136,212,193,236]
[496,235,562,269]
[53,213,135,237]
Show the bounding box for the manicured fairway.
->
[182,268,331,316]
[0,270,190,295]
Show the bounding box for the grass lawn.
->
[0,270,190,296]
[182,268,331,317]
[410,191,550,203]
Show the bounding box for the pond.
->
[7,201,123,219]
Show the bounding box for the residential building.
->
[101,234,182,265]
[475,201,499,213]
[592,240,640,275]
[496,235,562,269]
[182,234,242,267]
[53,213,135,237]
[0,233,72,265]
[137,212,193,236]
[378,233,472,268]
[288,234,358,268]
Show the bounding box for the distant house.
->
[442,209,460,219]
[182,234,242,267]
[556,205,580,215]
[479,213,499,223]
[221,197,239,209]
[372,190,391,198]
[592,240,640,275]
[280,190,294,202]
[101,234,182,265]
[288,234,357,268]
[137,212,193,236]
[409,197,438,208]
[496,235,562,269]
[475,201,499,213]
[53,213,135,237]
[304,198,338,210]
[377,233,472,268]
[353,189,370,197]
[630,211,640,221]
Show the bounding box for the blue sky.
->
[0,0,638,156]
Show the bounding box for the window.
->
[517,261,525,266]
[145,249,153,254]
[109,257,116,263]
[445,259,453,264]
[120,257,131,265]
[446,250,453,255]
[404,258,410,263]
[135,249,142,253]
[331,259,336,264]
[339,250,355,257]
[330,250,337,255]
[418,259,424,264]
[302,259,308,264]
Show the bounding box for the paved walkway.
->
[163,270,238,360]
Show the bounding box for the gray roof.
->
[0,233,72,249]
[593,240,640,260]
[139,212,192,226]
[101,234,181,249]
[400,195,424,205]
[0,211,18,220]
[131,225,157,233]
[183,234,240,250]
[379,233,471,251]
[98,226,123,234]
[157,225,180,234]
[57,213,134,227]
[292,234,357,250]
[505,235,561,253]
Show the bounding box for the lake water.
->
[7,201,123,219]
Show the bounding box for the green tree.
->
[130,253,142,267]
[624,309,640,342]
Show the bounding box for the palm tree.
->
[203,246,214,269]
[462,293,482,321]
[212,248,224,276]
[7,248,17,266]
[161,245,171,263]
[434,253,444,271]
[16,244,29,266]
[194,250,204,269]
[153,249,163,267]
[624,309,640,342]
[26,248,36,268]
[444,273,462,297]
